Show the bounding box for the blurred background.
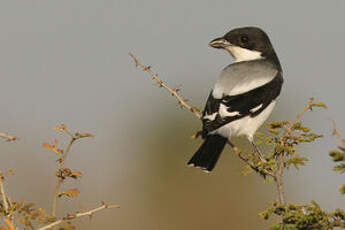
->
[0,0,344,229]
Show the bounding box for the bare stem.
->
[38,203,119,230]
[0,133,18,142]
[275,154,285,204]
[0,174,9,214]
[129,53,202,119]
[52,137,76,217]
[282,97,315,140]
[332,120,345,146]
[228,141,275,178]
[0,132,17,219]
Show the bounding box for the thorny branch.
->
[332,120,345,146]
[228,141,275,178]
[51,126,94,217]
[0,132,18,142]
[129,53,202,119]
[52,136,77,217]
[0,132,17,216]
[274,98,316,204]
[37,203,119,230]
[281,98,315,141]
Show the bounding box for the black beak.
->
[209,37,231,49]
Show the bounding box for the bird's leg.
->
[227,140,241,152]
[252,142,267,162]
[227,140,235,148]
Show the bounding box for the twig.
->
[282,98,315,140]
[275,154,285,204]
[274,98,315,204]
[0,173,9,214]
[129,53,202,119]
[52,137,76,217]
[331,120,345,146]
[0,132,17,215]
[37,203,119,230]
[0,133,18,142]
[228,142,275,178]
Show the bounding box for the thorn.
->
[144,65,151,71]
[128,53,139,67]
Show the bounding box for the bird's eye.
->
[240,35,249,43]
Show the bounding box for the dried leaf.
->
[58,222,76,230]
[54,124,67,132]
[312,102,328,109]
[58,188,80,198]
[70,171,83,178]
[56,169,82,180]
[3,218,14,230]
[42,139,63,154]
[77,133,94,138]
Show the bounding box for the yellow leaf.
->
[78,133,94,138]
[42,139,63,154]
[71,171,83,178]
[4,218,14,230]
[54,124,67,132]
[58,188,80,198]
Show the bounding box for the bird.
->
[188,27,283,172]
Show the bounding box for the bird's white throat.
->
[225,45,263,62]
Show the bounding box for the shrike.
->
[188,27,283,172]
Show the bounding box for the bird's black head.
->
[209,27,281,68]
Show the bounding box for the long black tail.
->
[188,134,227,172]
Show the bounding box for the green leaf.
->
[339,184,345,195]
[267,121,284,129]
[287,155,309,169]
[329,150,345,162]
[334,163,345,173]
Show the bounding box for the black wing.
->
[202,73,283,137]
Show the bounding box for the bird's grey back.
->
[213,59,279,98]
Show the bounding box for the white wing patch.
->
[203,112,217,121]
[250,104,263,113]
[215,101,276,141]
[219,104,240,117]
